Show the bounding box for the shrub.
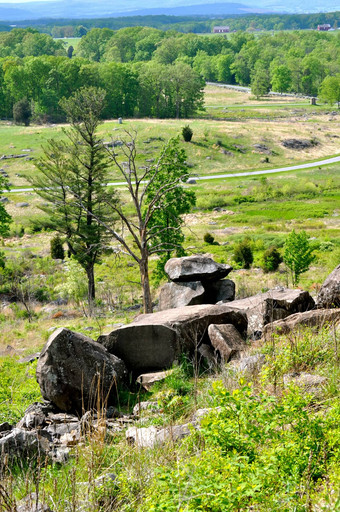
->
[262,246,282,273]
[50,235,65,260]
[13,98,32,126]
[204,232,215,245]
[283,230,315,285]
[233,238,254,269]
[182,125,193,142]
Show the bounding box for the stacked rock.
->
[158,255,235,311]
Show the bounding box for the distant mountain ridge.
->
[0,0,339,22]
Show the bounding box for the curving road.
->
[7,155,340,194]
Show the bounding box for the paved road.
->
[7,155,340,194]
[206,81,313,99]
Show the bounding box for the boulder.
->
[17,493,53,512]
[208,324,247,362]
[133,401,160,417]
[227,288,315,336]
[316,265,340,308]
[136,370,174,391]
[262,308,340,340]
[231,354,266,374]
[0,429,50,467]
[126,423,193,448]
[16,402,54,430]
[283,372,327,393]
[98,324,179,373]
[36,328,127,413]
[99,305,247,373]
[158,281,205,310]
[205,279,235,303]
[164,255,233,282]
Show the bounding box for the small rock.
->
[231,354,266,373]
[133,401,160,417]
[126,426,158,448]
[136,370,174,391]
[283,372,327,393]
[16,202,29,208]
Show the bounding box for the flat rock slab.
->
[227,288,315,336]
[208,324,247,362]
[316,264,340,308]
[136,370,174,391]
[283,372,327,392]
[98,324,179,373]
[165,255,233,282]
[37,328,127,413]
[99,305,247,373]
[262,308,340,340]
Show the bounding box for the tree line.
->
[3,11,340,35]
[1,27,340,122]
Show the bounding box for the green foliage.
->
[233,238,253,269]
[283,230,315,285]
[319,74,340,108]
[182,125,193,142]
[50,235,65,260]
[203,232,215,244]
[262,245,282,272]
[55,258,87,304]
[0,177,11,239]
[0,359,42,423]
[13,97,32,126]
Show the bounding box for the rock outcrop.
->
[164,255,232,282]
[262,308,340,340]
[159,256,235,310]
[37,328,127,413]
[316,264,340,308]
[227,288,315,337]
[100,304,247,373]
[208,324,247,362]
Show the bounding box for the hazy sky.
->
[3,0,53,3]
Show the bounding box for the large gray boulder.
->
[316,265,340,308]
[227,288,315,337]
[37,328,127,413]
[262,308,340,340]
[208,324,247,362]
[158,281,205,310]
[0,429,50,468]
[165,255,233,282]
[158,279,235,311]
[99,304,247,373]
[98,324,179,373]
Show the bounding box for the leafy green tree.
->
[251,62,270,98]
[77,28,114,62]
[233,238,253,269]
[271,64,292,93]
[319,75,340,108]
[28,87,116,306]
[87,134,195,313]
[13,97,31,126]
[283,230,315,285]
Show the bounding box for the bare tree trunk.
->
[86,265,96,304]
[140,256,153,314]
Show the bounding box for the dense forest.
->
[1,26,340,121]
[1,11,340,34]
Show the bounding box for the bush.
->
[182,125,193,142]
[204,232,215,245]
[233,238,254,269]
[262,246,282,273]
[13,98,32,126]
[283,230,315,285]
[50,235,65,260]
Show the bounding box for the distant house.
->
[213,26,230,33]
[317,24,332,31]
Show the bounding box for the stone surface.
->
[0,428,50,466]
[17,493,53,512]
[98,324,179,373]
[158,281,205,310]
[262,308,340,340]
[205,279,235,303]
[133,401,160,417]
[283,372,327,392]
[208,324,247,362]
[164,255,233,282]
[316,264,340,308]
[227,288,315,336]
[136,370,174,391]
[100,305,247,373]
[231,354,266,374]
[126,426,158,448]
[16,402,53,430]
[36,328,127,413]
